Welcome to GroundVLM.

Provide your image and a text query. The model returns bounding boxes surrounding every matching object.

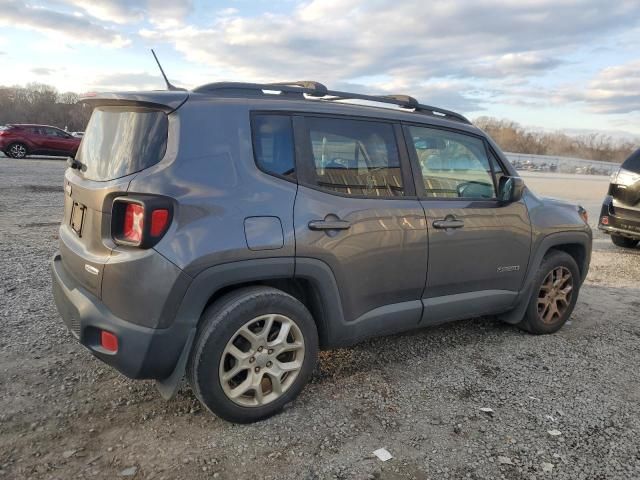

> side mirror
[499,176,525,203]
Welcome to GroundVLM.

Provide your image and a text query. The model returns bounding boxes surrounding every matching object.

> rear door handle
[432,218,465,229]
[308,220,351,231]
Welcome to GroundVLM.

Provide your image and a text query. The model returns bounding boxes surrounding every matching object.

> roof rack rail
[192,81,471,124]
[267,81,328,97]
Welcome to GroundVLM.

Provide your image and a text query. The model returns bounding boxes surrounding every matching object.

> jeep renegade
[51,81,592,423]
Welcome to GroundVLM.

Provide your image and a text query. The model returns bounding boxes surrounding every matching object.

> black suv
[599,149,640,248]
[51,82,592,423]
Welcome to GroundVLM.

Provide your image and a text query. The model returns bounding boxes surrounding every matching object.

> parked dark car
[598,148,640,248]
[0,124,81,159]
[51,82,592,423]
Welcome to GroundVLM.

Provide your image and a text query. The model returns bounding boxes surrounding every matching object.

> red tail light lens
[123,203,144,243]
[112,197,172,248]
[150,209,169,237]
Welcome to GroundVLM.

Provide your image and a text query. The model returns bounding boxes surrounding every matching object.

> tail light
[111,196,173,248]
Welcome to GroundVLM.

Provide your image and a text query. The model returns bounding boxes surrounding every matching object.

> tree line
[0,83,91,132]
[0,83,637,162]
[475,116,637,163]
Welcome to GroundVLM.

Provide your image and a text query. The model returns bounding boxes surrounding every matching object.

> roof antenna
[151,49,185,91]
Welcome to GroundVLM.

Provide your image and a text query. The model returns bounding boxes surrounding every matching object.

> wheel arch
[156,257,344,399]
[499,230,592,325]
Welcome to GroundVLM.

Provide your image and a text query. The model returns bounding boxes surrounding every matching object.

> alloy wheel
[537,266,573,324]
[9,144,26,159]
[219,314,305,407]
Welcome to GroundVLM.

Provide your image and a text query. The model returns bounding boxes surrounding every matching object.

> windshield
[622,148,640,173]
[76,106,168,181]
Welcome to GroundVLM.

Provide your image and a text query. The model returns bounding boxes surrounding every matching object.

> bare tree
[0,83,91,132]
[475,116,638,163]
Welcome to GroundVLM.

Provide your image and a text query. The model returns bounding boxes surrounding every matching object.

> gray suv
[51,81,592,423]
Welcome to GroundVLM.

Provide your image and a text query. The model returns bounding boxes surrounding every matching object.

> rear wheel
[518,250,580,334]
[7,143,27,159]
[187,286,318,423]
[611,235,639,249]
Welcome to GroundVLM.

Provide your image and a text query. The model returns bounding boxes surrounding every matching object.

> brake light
[123,203,144,243]
[150,209,169,237]
[112,197,172,248]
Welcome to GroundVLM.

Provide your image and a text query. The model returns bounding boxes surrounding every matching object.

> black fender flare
[499,230,592,324]
[156,257,345,398]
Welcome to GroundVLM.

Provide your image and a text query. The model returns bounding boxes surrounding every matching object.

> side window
[407,125,496,199]
[305,117,403,197]
[252,114,295,178]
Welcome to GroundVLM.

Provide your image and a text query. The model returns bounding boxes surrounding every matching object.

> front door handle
[308,219,351,231]
[432,218,465,229]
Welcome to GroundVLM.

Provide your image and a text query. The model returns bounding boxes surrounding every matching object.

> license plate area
[70,202,86,237]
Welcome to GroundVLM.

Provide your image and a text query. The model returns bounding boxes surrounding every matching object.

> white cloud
[0,0,129,47]
[87,71,166,91]
[139,0,640,112]
[560,60,640,114]
[58,0,193,26]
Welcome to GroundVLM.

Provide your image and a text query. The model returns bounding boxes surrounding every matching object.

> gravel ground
[1,159,639,480]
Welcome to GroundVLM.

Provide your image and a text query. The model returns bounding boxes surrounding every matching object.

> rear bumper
[598,196,640,240]
[51,252,189,379]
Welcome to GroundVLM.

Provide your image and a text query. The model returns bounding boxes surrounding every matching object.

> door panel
[423,200,531,298]
[293,115,428,328]
[295,185,427,323]
[403,123,532,322]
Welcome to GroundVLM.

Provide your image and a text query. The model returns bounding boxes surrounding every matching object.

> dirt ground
[1,160,639,479]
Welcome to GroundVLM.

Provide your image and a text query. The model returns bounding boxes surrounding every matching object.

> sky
[1,0,640,137]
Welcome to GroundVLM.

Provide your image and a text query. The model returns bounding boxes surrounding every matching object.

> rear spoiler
[78,91,189,114]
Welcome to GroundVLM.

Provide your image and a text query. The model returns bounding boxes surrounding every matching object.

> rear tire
[6,142,27,159]
[187,286,318,423]
[518,250,580,334]
[611,235,639,249]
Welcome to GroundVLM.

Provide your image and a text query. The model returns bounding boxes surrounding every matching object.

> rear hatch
[59,91,187,298]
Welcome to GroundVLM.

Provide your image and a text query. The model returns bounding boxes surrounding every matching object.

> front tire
[7,142,27,159]
[611,235,639,249]
[187,286,318,423]
[518,250,580,334]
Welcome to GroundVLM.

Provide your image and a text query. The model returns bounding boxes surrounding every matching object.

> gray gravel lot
[1,159,639,479]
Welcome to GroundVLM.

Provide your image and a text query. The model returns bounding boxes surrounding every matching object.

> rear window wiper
[67,157,87,172]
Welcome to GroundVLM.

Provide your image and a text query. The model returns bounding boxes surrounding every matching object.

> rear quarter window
[251,114,295,179]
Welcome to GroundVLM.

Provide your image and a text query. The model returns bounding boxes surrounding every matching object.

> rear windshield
[621,148,640,173]
[76,106,168,181]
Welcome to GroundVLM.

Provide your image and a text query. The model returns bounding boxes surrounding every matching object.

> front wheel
[6,143,27,159]
[611,235,639,249]
[518,250,580,334]
[187,286,318,423]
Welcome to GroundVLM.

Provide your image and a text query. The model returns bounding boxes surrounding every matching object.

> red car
[0,124,81,159]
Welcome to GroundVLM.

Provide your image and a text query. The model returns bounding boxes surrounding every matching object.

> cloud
[559,60,640,114]
[0,0,129,47]
[139,0,640,113]
[31,67,56,76]
[87,71,169,91]
[59,0,193,26]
